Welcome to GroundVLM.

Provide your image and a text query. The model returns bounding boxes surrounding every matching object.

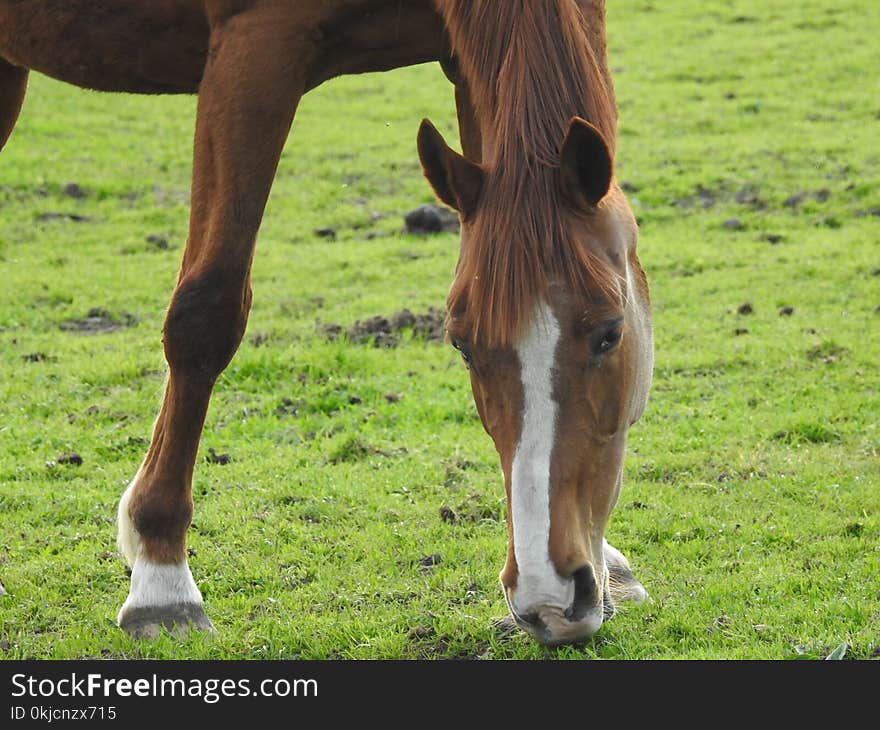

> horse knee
[163,270,251,381]
[128,480,193,562]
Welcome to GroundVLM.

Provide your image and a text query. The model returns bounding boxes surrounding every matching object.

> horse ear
[417,119,483,219]
[559,117,613,210]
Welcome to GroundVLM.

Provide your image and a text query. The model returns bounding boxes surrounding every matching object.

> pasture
[0,0,878,659]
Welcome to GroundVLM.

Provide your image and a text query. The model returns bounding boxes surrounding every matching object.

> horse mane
[436,0,623,347]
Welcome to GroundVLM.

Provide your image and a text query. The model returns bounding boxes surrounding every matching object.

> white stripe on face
[510,301,573,615]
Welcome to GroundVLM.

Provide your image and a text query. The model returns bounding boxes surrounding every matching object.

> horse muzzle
[503,566,608,646]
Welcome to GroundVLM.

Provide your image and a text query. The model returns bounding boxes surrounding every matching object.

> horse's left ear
[417,118,484,220]
[559,117,613,210]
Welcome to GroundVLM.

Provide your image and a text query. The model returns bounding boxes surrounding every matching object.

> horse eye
[451,339,472,367]
[595,324,623,354]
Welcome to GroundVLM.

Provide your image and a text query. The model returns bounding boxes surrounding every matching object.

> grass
[0,0,878,660]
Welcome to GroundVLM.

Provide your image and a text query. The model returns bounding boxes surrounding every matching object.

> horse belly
[308,0,448,86]
[0,0,209,94]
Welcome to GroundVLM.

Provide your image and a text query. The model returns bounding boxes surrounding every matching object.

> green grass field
[1,0,878,659]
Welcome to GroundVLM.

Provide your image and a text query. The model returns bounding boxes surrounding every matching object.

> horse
[0,0,653,647]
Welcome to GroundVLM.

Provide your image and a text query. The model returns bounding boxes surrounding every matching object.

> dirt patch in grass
[760,233,785,244]
[60,308,137,334]
[773,422,840,445]
[61,182,87,199]
[320,307,446,347]
[328,437,374,463]
[673,183,720,209]
[670,183,839,215]
[417,554,441,573]
[441,457,483,488]
[407,625,435,641]
[313,227,337,240]
[806,341,847,364]
[36,212,91,223]
[734,184,766,210]
[409,631,487,660]
[55,452,83,466]
[326,436,406,464]
[439,493,504,524]
[206,447,231,465]
[22,352,55,363]
[275,397,303,417]
[145,234,171,250]
[784,189,831,208]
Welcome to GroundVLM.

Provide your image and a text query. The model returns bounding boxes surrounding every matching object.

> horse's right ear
[417,119,483,220]
[559,117,613,211]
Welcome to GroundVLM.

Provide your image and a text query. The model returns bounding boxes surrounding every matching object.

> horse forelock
[446,168,624,348]
[437,0,621,348]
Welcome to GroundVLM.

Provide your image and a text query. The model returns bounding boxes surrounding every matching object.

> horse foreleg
[0,58,27,151]
[440,56,482,163]
[116,8,313,639]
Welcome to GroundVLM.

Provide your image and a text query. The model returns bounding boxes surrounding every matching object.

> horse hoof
[604,540,648,604]
[118,603,215,639]
[607,561,648,604]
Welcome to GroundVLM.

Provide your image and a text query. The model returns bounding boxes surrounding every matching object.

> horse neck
[435,0,617,166]
[575,0,615,97]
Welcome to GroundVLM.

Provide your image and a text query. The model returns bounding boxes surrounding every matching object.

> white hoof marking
[116,466,204,627]
[117,557,204,625]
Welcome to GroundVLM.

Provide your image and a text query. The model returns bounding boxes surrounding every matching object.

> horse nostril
[565,565,599,622]
[508,603,541,629]
[502,585,544,630]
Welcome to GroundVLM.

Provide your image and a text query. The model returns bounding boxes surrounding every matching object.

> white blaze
[510,301,574,614]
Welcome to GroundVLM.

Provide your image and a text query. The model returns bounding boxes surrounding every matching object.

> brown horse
[0,0,652,647]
